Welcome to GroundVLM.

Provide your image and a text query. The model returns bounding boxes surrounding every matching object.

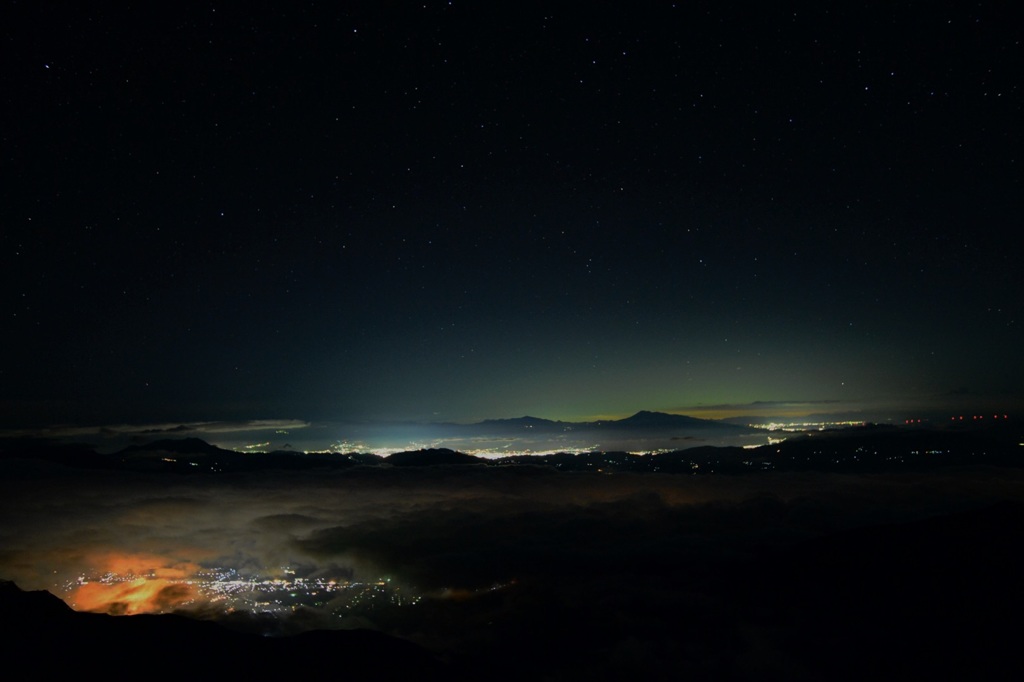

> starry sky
[4,2,1021,429]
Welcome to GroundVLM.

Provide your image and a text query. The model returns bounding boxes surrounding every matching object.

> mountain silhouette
[602,410,741,429]
[385,448,486,466]
[0,580,446,680]
[117,437,236,457]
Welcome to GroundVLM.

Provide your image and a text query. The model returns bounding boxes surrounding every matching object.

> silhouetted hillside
[0,580,446,681]
[385,448,486,466]
[475,415,563,431]
[118,437,234,457]
[605,410,746,430]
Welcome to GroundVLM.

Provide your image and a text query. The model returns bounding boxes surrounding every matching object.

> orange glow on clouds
[72,578,197,615]
[68,551,204,614]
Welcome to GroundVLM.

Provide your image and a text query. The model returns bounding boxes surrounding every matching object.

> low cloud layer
[3,460,1022,677]
[4,462,1019,596]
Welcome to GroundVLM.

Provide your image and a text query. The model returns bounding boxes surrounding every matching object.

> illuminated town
[61,567,421,619]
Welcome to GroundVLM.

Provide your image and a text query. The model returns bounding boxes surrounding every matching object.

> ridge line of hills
[471,409,750,431]
[0,579,446,680]
[1,418,1020,474]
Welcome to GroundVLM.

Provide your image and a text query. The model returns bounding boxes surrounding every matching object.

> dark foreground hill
[0,580,446,681]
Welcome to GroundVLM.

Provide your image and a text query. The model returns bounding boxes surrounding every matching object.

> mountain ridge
[475,410,745,431]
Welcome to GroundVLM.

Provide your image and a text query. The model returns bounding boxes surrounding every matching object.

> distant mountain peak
[480,415,556,424]
[118,437,230,457]
[615,411,705,425]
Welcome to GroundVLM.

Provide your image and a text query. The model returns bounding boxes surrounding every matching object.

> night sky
[5,2,1021,430]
